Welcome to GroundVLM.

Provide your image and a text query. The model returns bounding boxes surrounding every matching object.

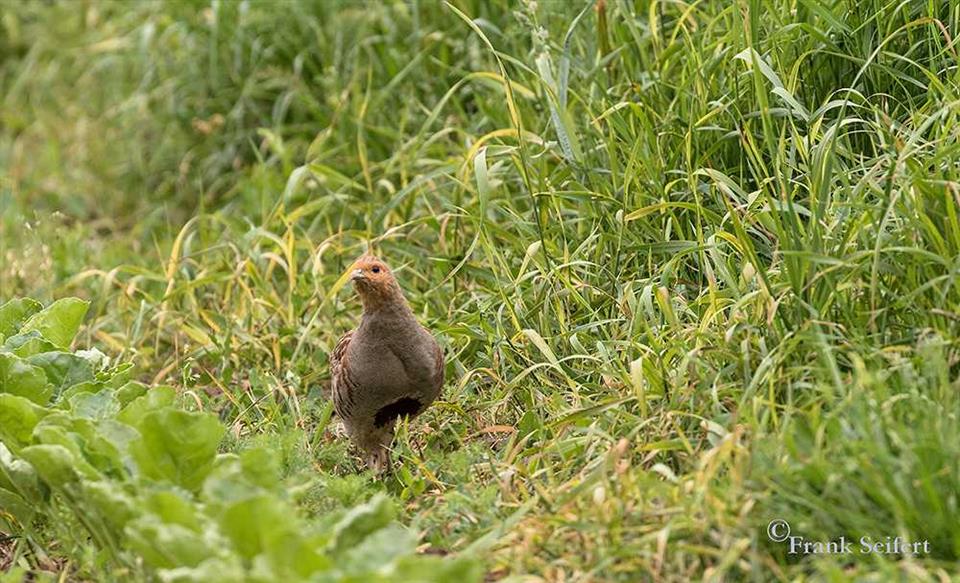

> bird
[330,254,444,473]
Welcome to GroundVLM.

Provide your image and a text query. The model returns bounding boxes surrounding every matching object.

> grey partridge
[330,254,444,472]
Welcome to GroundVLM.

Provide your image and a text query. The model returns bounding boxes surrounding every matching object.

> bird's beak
[351,268,365,281]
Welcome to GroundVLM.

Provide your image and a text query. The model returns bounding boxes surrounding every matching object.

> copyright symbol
[767,519,790,542]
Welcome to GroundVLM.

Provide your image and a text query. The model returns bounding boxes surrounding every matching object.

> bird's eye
[371,266,381,274]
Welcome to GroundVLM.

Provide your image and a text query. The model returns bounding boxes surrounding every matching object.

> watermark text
[766,520,931,556]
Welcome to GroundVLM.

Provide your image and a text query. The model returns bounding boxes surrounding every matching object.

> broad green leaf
[202,455,265,508]
[26,351,94,393]
[218,494,293,560]
[131,409,225,491]
[103,362,135,387]
[115,380,148,406]
[0,442,43,502]
[20,298,89,349]
[31,424,100,479]
[19,444,80,488]
[57,380,106,404]
[338,523,415,575]
[239,447,281,490]
[0,567,29,583]
[118,386,176,427]
[35,415,133,476]
[260,530,330,580]
[328,493,395,555]
[125,516,214,569]
[0,394,49,446]
[83,480,136,531]
[388,554,484,583]
[0,298,42,340]
[517,409,540,439]
[3,330,59,357]
[69,390,121,420]
[156,557,245,583]
[144,491,202,532]
[93,419,140,472]
[0,487,34,530]
[0,353,53,404]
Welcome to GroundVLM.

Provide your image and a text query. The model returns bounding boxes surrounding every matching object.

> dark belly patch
[374,397,423,427]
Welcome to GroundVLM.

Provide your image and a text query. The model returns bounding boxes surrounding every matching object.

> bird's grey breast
[348,316,438,393]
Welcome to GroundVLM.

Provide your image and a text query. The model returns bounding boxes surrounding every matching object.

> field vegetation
[1,0,959,580]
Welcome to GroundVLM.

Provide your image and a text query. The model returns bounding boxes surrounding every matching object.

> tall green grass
[2,0,959,580]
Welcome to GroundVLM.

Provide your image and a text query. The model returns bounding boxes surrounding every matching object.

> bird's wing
[331,329,356,417]
[331,329,354,373]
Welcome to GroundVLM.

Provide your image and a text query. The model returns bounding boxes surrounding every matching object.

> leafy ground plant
[0,297,480,582]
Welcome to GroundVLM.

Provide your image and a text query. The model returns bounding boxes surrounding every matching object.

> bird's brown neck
[357,283,412,317]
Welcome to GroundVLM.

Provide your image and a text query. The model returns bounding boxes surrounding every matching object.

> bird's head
[349,254,404,310]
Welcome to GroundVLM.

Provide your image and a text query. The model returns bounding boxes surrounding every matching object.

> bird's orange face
[350,255,396,294]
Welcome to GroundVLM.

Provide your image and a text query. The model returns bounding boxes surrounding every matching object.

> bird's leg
[365,446,391,474]
[362,421,396,475]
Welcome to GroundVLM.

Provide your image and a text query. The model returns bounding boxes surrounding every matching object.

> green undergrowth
[0,297,480,582]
